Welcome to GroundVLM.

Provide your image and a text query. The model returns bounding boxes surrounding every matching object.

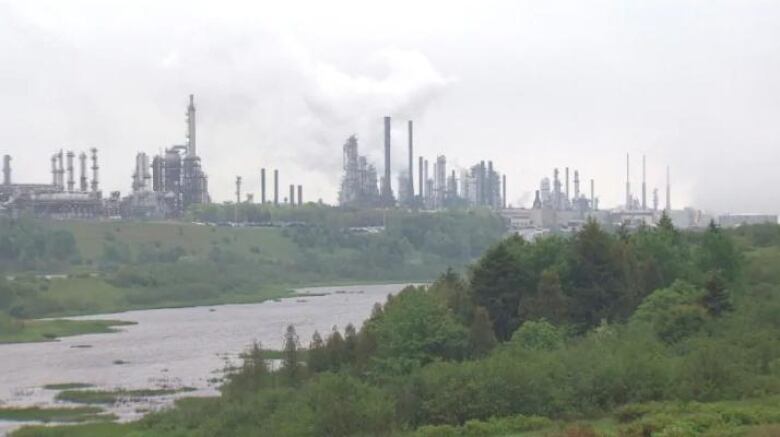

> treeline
[98,217,780,436]
[0,217,79,271]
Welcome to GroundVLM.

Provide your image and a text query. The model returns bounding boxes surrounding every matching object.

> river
[0,283,410,435]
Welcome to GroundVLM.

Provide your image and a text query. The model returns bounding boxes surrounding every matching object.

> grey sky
[1,0,779,213]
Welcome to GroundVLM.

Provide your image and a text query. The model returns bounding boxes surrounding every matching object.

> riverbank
[0,318,135,344]
[0,283,409,435]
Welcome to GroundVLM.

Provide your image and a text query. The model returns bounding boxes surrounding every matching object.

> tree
[429,268,473,324]
[370,286,469,375]
[698,221,742,282]
[470,236,527,340]
[469,306,497,357]
[518,269,568,324]
[281,324,302,385]
[325,327,346,370]
[223,340,269,396]
[344,323,358,365]
[701,270,733,317]
[510,319,564,351]
[307,331,328,373]
[568,219,628,330]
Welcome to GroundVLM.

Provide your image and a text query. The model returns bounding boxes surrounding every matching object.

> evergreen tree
[698,220,742,282]
[702,270,733,317]
[325,326,346,370]
[307,331,328,373]
[470,236,526,340]
[518,269,568,324]
[281,324,302,385]
[344,323,358,366]
[657,211,676,235]
[469,306,497,357]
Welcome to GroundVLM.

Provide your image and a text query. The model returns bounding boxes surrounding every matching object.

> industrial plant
[338,117,507,211]
[1,101,776,232]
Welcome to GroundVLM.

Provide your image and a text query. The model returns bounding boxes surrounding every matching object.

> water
[0,283,410,435]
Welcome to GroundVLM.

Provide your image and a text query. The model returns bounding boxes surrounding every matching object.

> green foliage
[0,217,80,270]
[367,286,469,375]
[698,221,743,282]
[632,280,709,343]
[510,319,564,351]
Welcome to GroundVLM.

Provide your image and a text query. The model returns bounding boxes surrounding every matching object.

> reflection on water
[0,283,409,434]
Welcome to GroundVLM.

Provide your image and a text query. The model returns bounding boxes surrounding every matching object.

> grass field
[0,406,110,423]
[50,221,298,264]
[55,387,196,405]
[0,319,135,344]
[12,396,780,436]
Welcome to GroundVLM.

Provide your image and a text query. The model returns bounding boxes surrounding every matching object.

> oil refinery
[0,96,776,233]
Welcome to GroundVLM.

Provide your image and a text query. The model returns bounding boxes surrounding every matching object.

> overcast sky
[2,0,779,213]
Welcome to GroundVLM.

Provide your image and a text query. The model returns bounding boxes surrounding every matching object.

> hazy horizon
[2,1,779,214]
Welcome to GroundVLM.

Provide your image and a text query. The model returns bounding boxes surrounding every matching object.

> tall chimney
[297,185,302,206]
[381,116,393,204]
[418,156,424,199]
[2,155,10,186]
[408,120,414,206]
[289,184,295,206]
[641,155,647,210]
[260,168,266,204]
[424,159,429,201]
[66,151,75,192]
[626,153,631,209]
[565,167,570,202]
[90,148,99,193]
[51,155,57,187]
[273,169,279,205]
[187,94,196,157]
[79,152,88,192]
[58,150,64,190]
[590,179,595,210]
[235,176,242,204]
[653,188,659,211]
[502,174,507,209]
[665,165,671,211]
[574,170,580,199]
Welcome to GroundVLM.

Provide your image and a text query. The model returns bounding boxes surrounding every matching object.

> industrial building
[339,135,381,207]
[122,94,210,218]
[0,149,103,218]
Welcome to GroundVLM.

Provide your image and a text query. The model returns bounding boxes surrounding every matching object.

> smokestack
[408,121,414,206]
[565,167,570,201]
[66,151,75,192]
[235,176,242,205]
[653,188,659,211]
[79,152,88,192]
[289,184,295,206]
[260,168,266,204]
[2,155,10,186]
[187,94,196,157]
[51,155,57,187]
[90,148,99,193]
[626,153,631,209]
[297,185,302,206]
[665,165,671,211]
[502,174,507,209]
[58,150,64,190]
[418,156,424,199]
[642,155,647,210]
[480,161,486,206]
[590,179,595,210]
[553,168,560,209]
[381,116,393,204]
[424,159,429,201]
[574,170,580,199]
[273,169,279,205]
